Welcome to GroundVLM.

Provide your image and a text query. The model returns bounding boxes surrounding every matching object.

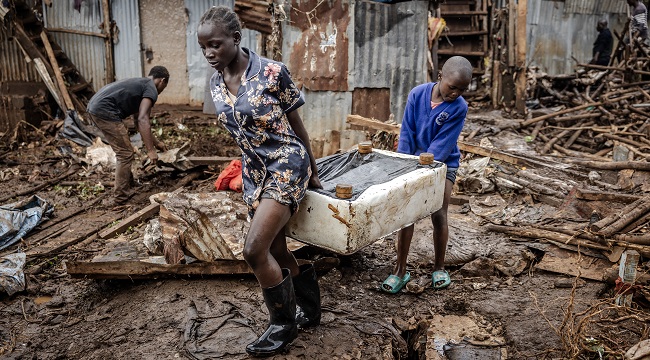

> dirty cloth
[0,195,54,251]
[58,110,103,147]
[214,160,243,192]
[314,150,443,201]
[0,252,26,296]
[182,298,257,360]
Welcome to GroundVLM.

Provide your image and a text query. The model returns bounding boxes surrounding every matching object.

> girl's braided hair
[199,6,241,35]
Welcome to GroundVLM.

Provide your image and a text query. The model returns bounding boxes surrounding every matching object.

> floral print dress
[210,48,310,215]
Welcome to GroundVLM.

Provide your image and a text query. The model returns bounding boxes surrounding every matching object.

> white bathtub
[286,149,447,255]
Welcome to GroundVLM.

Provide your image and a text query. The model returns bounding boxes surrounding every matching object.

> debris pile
[522,47,650,163]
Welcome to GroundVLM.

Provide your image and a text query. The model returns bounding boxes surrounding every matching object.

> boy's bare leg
[243,198,293,288]
[394,224,414,279]
[431,179,453,271]
[270,225,300,277]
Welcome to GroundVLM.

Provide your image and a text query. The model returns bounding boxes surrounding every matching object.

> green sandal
[432,270,451,289]
[381,272,411,294]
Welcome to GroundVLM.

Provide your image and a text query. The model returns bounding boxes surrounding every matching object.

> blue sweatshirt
[397,82,467,168]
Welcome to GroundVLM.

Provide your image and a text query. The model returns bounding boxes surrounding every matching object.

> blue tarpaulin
[0,195,54,251]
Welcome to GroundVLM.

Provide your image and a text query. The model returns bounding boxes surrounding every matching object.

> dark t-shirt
[593,28,613,62]
[87,78,158,121]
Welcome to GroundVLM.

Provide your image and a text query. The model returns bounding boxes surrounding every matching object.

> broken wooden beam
[186,156,239,166]
[567,160,650,171]
[346,114,401,134]
[591,196,650,232]
[575,189,642,203]
[458,141,528,166]
[40,30,74,111]
[599,199,650,237]
[518,102,603,128]
[98,202,160,239]
[495,172,566,198]
[485,224,610,252]
[64,257,339,279]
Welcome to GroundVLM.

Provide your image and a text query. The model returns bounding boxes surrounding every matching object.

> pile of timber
[520,43,650,162]
[455,142,650,265]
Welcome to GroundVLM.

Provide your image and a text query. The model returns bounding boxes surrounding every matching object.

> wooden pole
[101,0,114,83]
[519,102,603,128]
[515,0,527,113]
[40,31,74,112]
[507,0,516,67]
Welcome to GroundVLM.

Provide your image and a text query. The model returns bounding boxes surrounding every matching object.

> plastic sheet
[0,252,26,296]
[0,195,54,251]
[59,110,104,147]
[314,150,443,201]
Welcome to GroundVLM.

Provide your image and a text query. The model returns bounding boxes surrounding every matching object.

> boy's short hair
[148,66,170,81]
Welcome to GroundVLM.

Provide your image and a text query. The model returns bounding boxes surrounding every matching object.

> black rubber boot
[246,269,298,357]
[293,264,321,328]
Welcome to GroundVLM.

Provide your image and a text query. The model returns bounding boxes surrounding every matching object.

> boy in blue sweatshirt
[382,56,472,293]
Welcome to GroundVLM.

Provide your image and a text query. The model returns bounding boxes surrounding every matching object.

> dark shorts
[446,167,458,184]
[248,182,301,220]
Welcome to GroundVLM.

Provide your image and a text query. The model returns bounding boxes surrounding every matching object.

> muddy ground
[0,106,647,359]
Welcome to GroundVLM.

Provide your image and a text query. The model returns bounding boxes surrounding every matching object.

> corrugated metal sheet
[528,0,627,75]
[0,27,41,82]
[299,89,352,138]
[43,0,107,91]
[353,0,427,124]
[279,0,427,136]
[565,0,627,15]
[112,0,142,80]
[186,0,234,105]
[285,0,350,92]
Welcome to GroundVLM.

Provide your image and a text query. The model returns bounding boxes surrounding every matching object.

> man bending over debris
[86,66,169,206]
[381,56,472,294]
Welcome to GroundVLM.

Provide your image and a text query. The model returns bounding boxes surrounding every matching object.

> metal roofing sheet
[112,0,143,80]
[42,0,108,90]
[353,0,428,124]
[565,0,627,15]
[528,0,627,75]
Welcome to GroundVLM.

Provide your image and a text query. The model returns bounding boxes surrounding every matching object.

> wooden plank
[65,257,340,279]
[519,102,603,128]
[534,246,613,281]
[46,27,107,38]
[186,156,239,166]
[515,0,527,113]
[575,189,642,203]
[40,30,74,111]
[457,141,528,166]
[346,114,401,134]
[507,0,516,66]
[101,0,114,83]
[98,203,160,239]
[65,259,252,279]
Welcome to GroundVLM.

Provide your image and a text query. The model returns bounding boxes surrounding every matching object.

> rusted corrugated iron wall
[281,0,427,138]
[527,0,627,75]
[354,0,427,124]
[42,0,108,90]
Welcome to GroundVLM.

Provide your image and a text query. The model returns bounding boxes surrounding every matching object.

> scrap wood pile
[457,141,650,285]
[521,38,650,163]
